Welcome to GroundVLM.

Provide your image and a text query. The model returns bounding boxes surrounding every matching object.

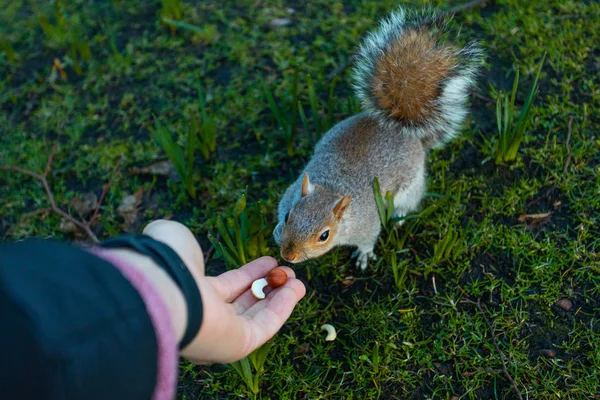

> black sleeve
[0,239,158,400]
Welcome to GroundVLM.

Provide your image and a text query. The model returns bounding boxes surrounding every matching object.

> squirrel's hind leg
[392,166,426,226]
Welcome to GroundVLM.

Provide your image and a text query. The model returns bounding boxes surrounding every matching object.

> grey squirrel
[273,7,484,270]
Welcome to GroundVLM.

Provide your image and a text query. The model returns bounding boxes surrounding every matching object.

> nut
[251,278,268,300]
[266,267,288,288]
[251,268,289,299]
[321,324,337,341]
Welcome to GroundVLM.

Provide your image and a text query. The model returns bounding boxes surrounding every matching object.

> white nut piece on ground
[321,324,337,341]
[251,278,268,300]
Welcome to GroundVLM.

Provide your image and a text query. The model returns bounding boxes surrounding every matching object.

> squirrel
[273,6,484,270]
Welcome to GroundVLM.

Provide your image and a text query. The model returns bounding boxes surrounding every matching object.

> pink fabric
[91,249,178,400]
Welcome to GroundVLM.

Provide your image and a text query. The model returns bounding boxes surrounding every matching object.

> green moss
[1,0,599,398]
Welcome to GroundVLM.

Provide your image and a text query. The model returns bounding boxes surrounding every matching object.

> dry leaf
[434,362,452,375]
[341,276,355,292]
[60,220,77,233]
[117,188,143,229]
[130,160,176,177]
[518,212,551,224]
[70,192,98,217]
[294,343,311,355]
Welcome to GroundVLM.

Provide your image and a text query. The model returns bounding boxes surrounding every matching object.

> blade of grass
[162,18,205,35]
[327,76,338,129]
[151,115,186,179]
[186,119,197,198]
[260,76,288,132]
[306,75,321,138]
[298,101,313,142]
[372,177,387,227]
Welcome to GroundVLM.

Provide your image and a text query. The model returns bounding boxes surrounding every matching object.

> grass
[491,55,546,164]
[150,114,198,199]
[1,0,599,398]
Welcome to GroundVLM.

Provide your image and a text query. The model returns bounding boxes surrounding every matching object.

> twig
[470,88,493,103]
[462,368,503,377]
[2,208,51,239]
[1,145,100,244]
[326,0,489,81]
[88,183,110,226]
[563,116,574,174]
[314,294,343,307]
[88,162,122,227]
[461,298,524,400]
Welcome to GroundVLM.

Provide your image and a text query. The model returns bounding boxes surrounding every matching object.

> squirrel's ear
[332,195,351,220]
[301,173,314,197]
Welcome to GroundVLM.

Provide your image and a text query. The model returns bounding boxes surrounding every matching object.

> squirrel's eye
[319,230,330,242]
[284,212,290,224]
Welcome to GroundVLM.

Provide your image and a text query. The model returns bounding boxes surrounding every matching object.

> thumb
[142,220,205,277]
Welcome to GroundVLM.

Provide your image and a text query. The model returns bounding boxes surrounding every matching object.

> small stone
[555,298,573,311]
[269,18,291,28]
[540,349,557,359]
[434,362,452,375]
[295,343,310,355]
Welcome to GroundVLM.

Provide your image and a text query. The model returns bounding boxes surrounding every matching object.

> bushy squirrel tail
[352,7,484,149]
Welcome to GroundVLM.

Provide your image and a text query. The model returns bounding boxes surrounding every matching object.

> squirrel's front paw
[352,249,377,271]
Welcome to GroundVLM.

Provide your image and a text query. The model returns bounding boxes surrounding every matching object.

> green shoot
[327,77,338,129]
[1,39,19,63]
[208,193,275,395]
[432,228,464,264]
[259,69,300,156]
[389,252,410,290]
[37,5,91,75]
[160,0,183,34]
[306,74,322,139]
[162,18,218,43]
[298,101,312,143]
[372,176,395,231]
[195,83,217,160]
[494,54,546,164]
[150,115,197,199]
[230,340,274,395]
[346,96,361,115]
[208,192,271,270]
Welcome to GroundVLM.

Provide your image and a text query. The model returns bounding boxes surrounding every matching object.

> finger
[210,257,295,302]
[242,283,306,353]
[241,278,306,318]
[231,272,301,314]
[142,220,205,277]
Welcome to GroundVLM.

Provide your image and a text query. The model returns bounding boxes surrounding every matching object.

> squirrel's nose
[281,247,300,263]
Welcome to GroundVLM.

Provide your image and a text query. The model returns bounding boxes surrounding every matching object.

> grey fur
[275,113,425,270]
[274,6,482,270]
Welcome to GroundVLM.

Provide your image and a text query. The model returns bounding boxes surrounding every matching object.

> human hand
[141,220,306,364]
